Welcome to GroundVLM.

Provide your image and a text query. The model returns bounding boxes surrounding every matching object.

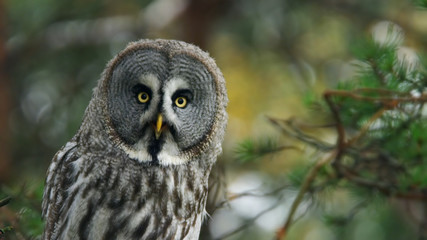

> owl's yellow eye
[138,92,150,103]
[175,97,187,108]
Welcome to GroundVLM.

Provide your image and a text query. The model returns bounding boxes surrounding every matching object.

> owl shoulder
[42,141,79,219]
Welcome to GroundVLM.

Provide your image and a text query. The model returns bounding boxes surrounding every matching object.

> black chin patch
[147,136,163,166]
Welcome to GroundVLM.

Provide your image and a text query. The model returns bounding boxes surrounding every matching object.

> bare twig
[215,184,291,209]
[335,165,427,200]
[214,198,285,240]
[275,150,338,240]
[268,117,334,151]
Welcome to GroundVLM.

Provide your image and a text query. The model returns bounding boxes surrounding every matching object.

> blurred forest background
[1,0,427,239]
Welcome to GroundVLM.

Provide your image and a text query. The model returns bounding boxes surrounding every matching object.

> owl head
[92,39,227,166]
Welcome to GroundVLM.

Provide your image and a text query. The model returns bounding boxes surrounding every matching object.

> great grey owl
[42,39,228,240]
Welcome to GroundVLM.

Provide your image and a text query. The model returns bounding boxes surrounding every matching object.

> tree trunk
[0,0,12,182]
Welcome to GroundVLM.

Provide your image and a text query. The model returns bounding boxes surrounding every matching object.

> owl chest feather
[45,143,210,240]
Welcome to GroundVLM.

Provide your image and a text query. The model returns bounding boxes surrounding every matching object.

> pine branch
[268,117,334,151]
[335,165,427,200]
[235,138,299,162]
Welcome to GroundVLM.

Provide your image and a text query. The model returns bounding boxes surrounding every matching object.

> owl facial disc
[103,40,225,166]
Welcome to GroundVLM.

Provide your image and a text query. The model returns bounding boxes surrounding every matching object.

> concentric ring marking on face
[107,49,168,146]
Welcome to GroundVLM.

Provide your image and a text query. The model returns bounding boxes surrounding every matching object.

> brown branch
[324,89,427,107]
[352,88,411,96]
[323,88,427,162]
[345,108,386,146]
[275,150,338,240]
[269,87,427,240]
[323,92,346,159]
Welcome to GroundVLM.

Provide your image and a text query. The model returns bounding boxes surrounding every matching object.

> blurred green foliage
[0,183,44,239]
[1,0,427,239]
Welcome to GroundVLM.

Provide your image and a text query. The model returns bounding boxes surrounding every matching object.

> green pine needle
[235,138,281,163]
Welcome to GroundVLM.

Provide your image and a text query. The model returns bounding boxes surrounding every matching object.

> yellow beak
[155,114,163,139]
